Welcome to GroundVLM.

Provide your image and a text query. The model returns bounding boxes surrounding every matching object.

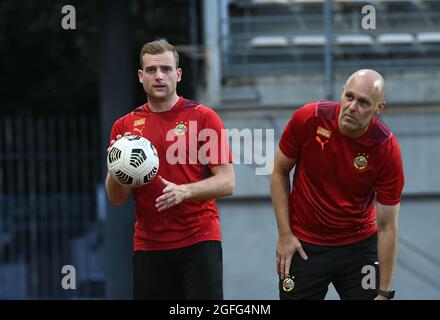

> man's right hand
[106,131,132,206]
[276,233,308,280]
[107,132,132,152]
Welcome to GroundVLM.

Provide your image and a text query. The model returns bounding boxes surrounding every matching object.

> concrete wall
[221,71,440,108]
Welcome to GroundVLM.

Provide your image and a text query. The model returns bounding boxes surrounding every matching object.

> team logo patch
[134,118,145,127]
[316,126,332,139]
[354,153,369,171]
[174,121,188,136]
[282,275,295,292]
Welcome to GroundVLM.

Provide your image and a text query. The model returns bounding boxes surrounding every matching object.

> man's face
[138,51,182,100]
[338,78,383,137]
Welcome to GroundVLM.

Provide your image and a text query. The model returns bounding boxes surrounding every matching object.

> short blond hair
[139,40,179,68]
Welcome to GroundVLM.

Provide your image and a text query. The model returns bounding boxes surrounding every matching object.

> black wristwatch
[377,289,395,299]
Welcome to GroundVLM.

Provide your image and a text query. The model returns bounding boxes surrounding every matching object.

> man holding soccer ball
[106,40,235,300]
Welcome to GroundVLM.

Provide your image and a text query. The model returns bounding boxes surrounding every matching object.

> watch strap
[377,289,395,299]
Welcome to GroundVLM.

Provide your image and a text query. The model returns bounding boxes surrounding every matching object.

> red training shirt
[109,97,232,251]
[279,101,405,246]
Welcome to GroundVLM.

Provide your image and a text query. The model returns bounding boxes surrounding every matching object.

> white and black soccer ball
[107,135,159,187]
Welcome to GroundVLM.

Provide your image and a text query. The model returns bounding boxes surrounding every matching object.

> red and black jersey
[109,97,232,251]
[279,101,405,246]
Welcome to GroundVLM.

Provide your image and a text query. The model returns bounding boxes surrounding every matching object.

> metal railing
[221,6,440,78]
[0,115,104,299]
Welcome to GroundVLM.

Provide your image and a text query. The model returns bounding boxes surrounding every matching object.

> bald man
[271,69,404,300]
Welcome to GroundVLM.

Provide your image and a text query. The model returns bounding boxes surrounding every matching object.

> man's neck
[338,119,370,139]
[148,95,180,112]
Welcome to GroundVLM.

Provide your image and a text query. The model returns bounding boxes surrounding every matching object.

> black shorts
[279,233,379,300]
[133,240,223,300]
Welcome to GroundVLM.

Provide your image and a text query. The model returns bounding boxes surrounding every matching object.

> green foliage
[0,0,101,115]
[131,0,202,105]
[0,0,201,115]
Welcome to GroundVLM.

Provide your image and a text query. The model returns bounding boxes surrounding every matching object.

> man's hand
[276,233,308,280]
[374,295,389,300]
[155,176,190,212]
[105,131,133,206]
[107,131,132,152]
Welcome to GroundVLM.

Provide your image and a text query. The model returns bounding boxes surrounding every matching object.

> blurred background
[0,0,439,299]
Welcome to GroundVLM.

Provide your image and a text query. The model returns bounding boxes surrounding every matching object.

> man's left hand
[155,176,190,212]
[374,295,389,300]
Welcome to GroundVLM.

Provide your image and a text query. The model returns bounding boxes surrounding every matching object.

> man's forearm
[105,172,131,205]
[377,227,398,291]
[185,170,235,201]
[270,172,292,237]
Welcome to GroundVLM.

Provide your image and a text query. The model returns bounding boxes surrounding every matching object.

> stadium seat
[416,32,440,44]
[292,35,326,46]
[249,36,289,47]
[377,33,415,45]
[335,34,374,46]
[251,0,289,5]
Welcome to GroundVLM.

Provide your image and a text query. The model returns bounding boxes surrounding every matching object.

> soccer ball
[107,135,159,187]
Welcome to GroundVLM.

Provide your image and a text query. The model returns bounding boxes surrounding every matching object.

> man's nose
[347,101,358,113]
[154,70,164,80]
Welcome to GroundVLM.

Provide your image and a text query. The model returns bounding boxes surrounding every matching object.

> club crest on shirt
[354,153,369,171]
[174,121,188,136]
[282,275,295,292]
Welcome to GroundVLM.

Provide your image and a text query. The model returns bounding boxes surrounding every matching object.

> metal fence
[222,2,440,78]
[0,115,104,299]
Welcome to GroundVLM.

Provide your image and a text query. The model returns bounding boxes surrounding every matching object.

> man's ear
[375,102,385,115]
[176,67,182,83]
[138,69,143,83]
[340,85,346,100]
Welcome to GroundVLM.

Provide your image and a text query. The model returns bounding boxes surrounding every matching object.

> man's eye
[346,94,353,100]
